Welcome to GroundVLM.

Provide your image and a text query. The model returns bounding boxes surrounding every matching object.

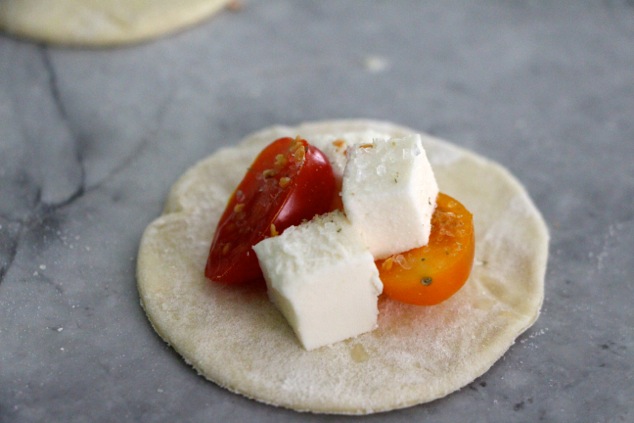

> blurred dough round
[0,0,231,46]
[137,120,549,414]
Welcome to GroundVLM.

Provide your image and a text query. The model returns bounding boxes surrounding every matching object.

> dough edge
[0,0,231,46]
[137,119,549,414]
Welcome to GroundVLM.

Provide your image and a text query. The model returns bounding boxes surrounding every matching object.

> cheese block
[253,211,383,351]
[341,134,439,259]
[307,130,393,180]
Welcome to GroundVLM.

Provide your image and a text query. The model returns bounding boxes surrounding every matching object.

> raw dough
[0,0,231,46]
[136,120,549,414]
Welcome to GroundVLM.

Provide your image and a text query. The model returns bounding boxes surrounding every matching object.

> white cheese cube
[308,130,392,180]
[341,134,438,259]
[253,211,383,351]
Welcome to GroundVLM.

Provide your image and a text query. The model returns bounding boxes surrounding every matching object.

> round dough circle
[0,0,231,46]
[137,120,549,414]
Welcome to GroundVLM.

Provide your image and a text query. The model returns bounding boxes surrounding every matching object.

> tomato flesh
[376,193,475,306]
[205,137,336,285]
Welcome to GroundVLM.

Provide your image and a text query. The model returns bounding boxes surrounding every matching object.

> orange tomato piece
[376,192,475,306]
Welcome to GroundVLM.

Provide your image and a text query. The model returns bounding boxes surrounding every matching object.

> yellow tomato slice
[376,193,475,306]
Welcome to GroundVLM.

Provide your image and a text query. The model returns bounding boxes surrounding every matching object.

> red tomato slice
[376,193,475,306]
[205,137,336,285]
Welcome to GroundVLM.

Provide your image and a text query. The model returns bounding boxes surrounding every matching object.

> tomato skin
[205,137,336,285]
[376,193,475,306]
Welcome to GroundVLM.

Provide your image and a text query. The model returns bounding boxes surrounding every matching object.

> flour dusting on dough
[137,120,549,414]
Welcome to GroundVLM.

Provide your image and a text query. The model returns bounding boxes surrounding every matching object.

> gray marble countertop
[1,2,632,422]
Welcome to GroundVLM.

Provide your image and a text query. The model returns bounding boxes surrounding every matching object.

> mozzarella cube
[341,134,438,259]
[253,211,383,351]
[308,130,393,180]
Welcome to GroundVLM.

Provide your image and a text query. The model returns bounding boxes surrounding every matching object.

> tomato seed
[293,146,306,162]
[381,257,394,271]
[279,177,291,188]
[274,154,287,168]
[263,169,276,178]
